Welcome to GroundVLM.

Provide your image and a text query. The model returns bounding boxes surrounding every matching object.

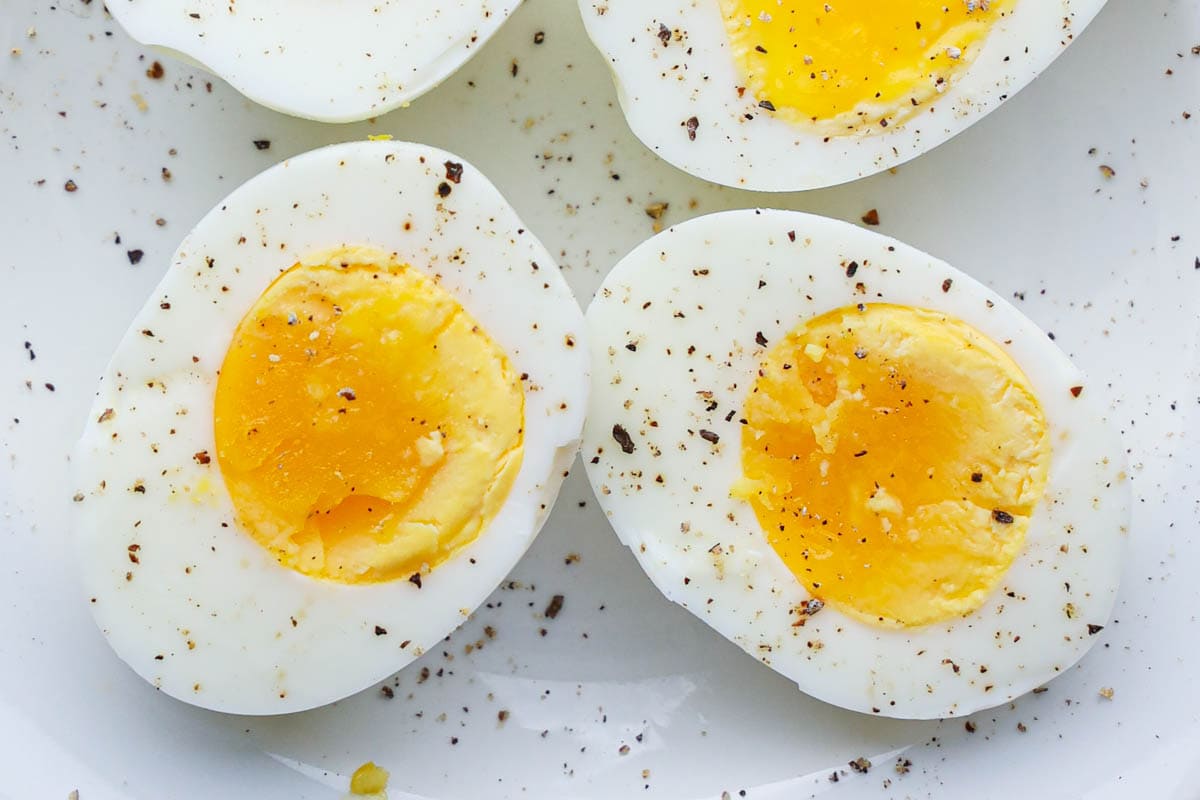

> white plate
[1,0,1197,797]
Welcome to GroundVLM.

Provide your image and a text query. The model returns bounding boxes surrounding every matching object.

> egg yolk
[719,0,1012,132]
[734,304,1049,628]
[213,251,524,584]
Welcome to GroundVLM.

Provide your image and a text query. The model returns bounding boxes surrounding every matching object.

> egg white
[579,0,1108,191]
[107,0,520,122]
[74,140,588,715]
[582,209,1129,719]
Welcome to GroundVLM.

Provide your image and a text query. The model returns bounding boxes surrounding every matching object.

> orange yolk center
[719,0,1012,132]
[213,251,524,584]
[734,304,1049,627]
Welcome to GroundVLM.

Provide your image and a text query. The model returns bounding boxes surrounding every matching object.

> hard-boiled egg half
[579,0,1108,190]
[74,140,588,714]
[107,0,521,122]
[582,209,1128,719]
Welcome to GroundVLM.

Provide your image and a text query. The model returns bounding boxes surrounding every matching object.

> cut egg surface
[582,209,1129,719]
[578,0,1108,190]
[74,140,588,715]
[106,0,520,122]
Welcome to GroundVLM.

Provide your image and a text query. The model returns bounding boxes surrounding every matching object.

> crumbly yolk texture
[213,250,524,584]
[719,0,1012,131]
[733,304,1049,628]
[350,761,390,796]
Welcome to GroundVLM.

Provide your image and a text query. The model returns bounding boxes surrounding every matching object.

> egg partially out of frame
[74,140,588,714]
[579,0,1108,190]
[582,208,1129,719]
[107,0,521,122]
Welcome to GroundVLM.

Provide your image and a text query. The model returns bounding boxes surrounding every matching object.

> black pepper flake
[861,209,880,226]
[193,450,211,465]
[758,99,776,111]
[992,509,1015,524]
[533,30,545,44]
[337,387,357,401]
[942,278,953,293]
[127,249,144,265]
[146,60,164,79]
[444,161,464,184]
[845,261,859,278]
[380,685,394,699]
[409,572,423,588]
[64,179,77,192]
[253,139,271,151]
[755,331,768,347]
[374,625,388,636]
[684,116,699,141]
[437,181,452,198]
[23,341,34,361]
[1070,385,1083,398]
[657,23,671,46]
[1087,624,1105,635]
[849,757,871,774]
[545,594,564,619]
[612,424,635,454]
[970,472,983,483]
[699,429,719,444]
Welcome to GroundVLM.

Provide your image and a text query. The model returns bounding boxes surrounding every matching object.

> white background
[0,0,1197,797]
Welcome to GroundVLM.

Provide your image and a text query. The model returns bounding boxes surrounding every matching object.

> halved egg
[73,140,588,714]
[582,209,1128,719]
[106,0,521,122]
[579,0,1109,190]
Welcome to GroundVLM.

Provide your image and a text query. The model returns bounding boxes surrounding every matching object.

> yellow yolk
[733,304,1049,628]
[719,0,1012,132]
[213,250,524,584]
[350,761,390,796]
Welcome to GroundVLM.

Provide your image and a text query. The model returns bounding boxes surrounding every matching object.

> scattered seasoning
[699,429,720,444]
[618,744,631,755]
[970,472,983,483]
[498,709,510,724]
[1099,687,1114,699]
[409,572,423,588]
[64,179,77,192]
[612,424,635,454]
[146,60,164,79]
[193,450,211,465]
[1016,722,1027,733]
[845,261,859,278]
[964,720,976,733]
[941,278,953,293]
[992,509,1014,524]
[545,594,564,619]
[1099,164,1116,179]
[1087,624,1105,635]
[1070,385,1083,397]
[444,161,464,184]
[848,757,871,774]
[374,625,387,636]
[337,387,357,401]
[253,139,271,151]
[437,182,452,198]
[758,99,776,111]
[380,685,394,699]
[645,201,669,220]
[657,23,671,46]
[533,31,545,44]
[684,116,699,141]
[127,249,144,265]
[895,759,911,775]
[755,331,768,347]
[861,209,880,226]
